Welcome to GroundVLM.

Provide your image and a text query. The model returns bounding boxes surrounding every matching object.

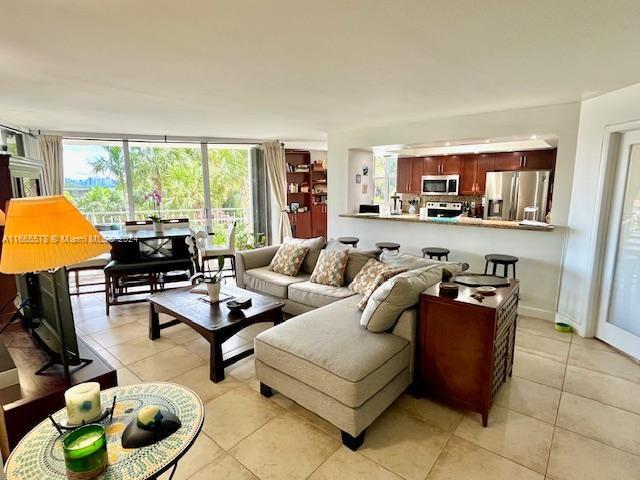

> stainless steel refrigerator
[483,170,551,222]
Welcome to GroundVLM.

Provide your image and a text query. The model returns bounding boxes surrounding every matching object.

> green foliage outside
[64,145,252,230]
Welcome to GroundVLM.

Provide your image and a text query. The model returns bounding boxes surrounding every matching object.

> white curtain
[38,135,64,195]
[263,141,292,242]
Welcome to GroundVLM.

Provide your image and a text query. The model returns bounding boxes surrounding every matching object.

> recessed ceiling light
[485,139,491,143]
[530,135,537,139]
[445,142,450,146]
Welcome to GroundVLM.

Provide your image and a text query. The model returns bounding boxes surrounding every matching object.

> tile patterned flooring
[69,291,640,480]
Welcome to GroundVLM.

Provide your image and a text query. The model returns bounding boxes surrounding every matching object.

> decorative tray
[454,274,511,287]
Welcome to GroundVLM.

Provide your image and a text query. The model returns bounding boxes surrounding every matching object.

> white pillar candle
[65,382,102,425]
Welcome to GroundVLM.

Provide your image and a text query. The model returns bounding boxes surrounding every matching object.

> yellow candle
[64,382,102,425]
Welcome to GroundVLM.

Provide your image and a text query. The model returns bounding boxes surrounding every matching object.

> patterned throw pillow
[349,258,388,294]
[269,244,309,276]
[357,267,407,311]
[310,249,350,287]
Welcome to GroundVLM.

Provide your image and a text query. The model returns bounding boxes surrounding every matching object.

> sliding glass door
[597,129,640,358]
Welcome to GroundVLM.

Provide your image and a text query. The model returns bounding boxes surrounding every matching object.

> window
[207,146,252,241]
[373,154,397,206]
[128,142,206,229]
[0,128,25,156]
[63,139,256,233]
[62,140,129,225]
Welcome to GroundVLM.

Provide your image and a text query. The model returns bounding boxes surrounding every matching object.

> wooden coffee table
[148,285,284,382]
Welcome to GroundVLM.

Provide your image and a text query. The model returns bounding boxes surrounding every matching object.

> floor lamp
[0,196,111,382]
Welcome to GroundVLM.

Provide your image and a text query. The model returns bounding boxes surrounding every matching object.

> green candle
[63,424,107,480]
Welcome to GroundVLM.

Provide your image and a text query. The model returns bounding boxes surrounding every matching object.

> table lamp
[0,208,5,226]
[0,196,110,379]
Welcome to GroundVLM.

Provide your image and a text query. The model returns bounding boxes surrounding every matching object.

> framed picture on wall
[362,184,368,194]
[355,174,361,184]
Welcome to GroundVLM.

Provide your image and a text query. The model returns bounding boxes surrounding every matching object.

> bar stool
[484,254,518,278]
[422,247,450,261]
[337,237,359,248]
[375,242,400,252]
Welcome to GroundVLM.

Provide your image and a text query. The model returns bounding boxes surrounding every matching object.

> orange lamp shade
[0,208,5,226]
[0,196,111,274]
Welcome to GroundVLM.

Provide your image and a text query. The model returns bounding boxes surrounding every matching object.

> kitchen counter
[339,213,556,231]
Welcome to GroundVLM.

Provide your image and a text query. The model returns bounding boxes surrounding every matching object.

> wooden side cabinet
[417,280,519,426]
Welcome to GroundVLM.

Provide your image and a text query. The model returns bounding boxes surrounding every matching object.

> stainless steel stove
[426,202,463,218]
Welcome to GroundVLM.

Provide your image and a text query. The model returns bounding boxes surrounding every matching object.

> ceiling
[1,1,640,141]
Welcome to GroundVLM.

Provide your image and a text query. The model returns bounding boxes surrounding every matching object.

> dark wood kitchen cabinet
[397,157,423,194]
[459,154,495,195]
[422,156,461,176]
[519,149,556,171]
[418,280,519,426]
[397,158,412,193]
[492,152,524,171]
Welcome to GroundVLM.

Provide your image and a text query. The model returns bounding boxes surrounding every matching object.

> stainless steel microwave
[421,175,459,196]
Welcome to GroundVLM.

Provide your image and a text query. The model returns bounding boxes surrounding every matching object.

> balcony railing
[81,207,251,229]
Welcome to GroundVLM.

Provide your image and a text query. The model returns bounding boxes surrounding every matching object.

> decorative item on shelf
[121,404,182,449]
[312,160,326,171]
[62,424,108,480]
[290,202,300,213]
[190,255,225,301]
[408,198,419,215]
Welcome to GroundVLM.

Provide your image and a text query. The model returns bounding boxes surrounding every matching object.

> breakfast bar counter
[338,213,556,232]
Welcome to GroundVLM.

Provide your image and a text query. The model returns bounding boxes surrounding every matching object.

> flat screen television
[16,269,86,374]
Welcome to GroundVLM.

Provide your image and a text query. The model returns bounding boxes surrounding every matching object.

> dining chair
[201,222,237,278]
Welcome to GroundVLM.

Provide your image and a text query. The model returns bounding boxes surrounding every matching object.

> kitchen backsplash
[398,193,483,204]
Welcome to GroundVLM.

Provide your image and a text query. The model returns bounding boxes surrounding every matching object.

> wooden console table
[417,279,519,426]
[0,324,117,457]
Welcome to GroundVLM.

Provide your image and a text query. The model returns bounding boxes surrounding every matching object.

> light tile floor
[69,290,640,480]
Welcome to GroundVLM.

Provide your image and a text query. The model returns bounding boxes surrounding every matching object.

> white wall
[557,83,640,336]
[348,149,373,211]
[327,103,581,320]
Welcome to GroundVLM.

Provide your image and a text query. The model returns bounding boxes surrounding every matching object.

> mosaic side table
[4,382,204,480]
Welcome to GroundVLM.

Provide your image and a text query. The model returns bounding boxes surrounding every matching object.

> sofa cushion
[284,236,326,274]
[288,281,356,308]
[269,244,309,276]
[243,266,309,299]
[310,248,349,287]
[361,263,464,332]
[255,295,411,408]
[379,251,438,270]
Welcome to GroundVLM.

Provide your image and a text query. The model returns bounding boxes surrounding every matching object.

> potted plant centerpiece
[144,189,164,233]
[192,256,225,301]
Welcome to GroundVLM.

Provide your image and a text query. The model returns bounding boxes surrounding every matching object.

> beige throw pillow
[360,263,465,332]
[310,249,350,287]
[268,244,309,276]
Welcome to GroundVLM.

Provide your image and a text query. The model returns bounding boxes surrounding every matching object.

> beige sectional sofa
[235,239,463,450]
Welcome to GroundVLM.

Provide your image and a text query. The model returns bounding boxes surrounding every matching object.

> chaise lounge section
[235,239,465,450]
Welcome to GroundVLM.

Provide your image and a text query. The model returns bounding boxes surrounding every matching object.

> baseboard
[518,304,555,322]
